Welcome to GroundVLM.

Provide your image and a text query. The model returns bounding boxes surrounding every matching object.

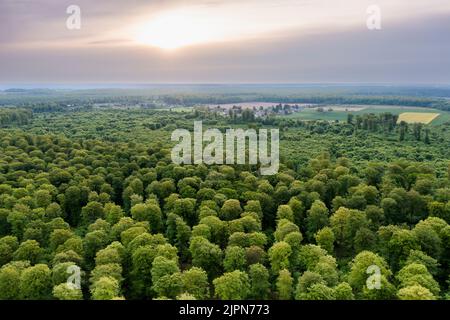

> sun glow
[128,0,434,51]
[131,9,226,50]
[127,2,307,50]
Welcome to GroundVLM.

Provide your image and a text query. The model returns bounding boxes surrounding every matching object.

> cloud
[1,1,450,83]
[3,0,450,47]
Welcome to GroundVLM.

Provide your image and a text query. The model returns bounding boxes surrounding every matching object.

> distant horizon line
[2,82,450,90]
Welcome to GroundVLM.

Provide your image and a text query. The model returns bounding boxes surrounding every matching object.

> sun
[131,9,218,50]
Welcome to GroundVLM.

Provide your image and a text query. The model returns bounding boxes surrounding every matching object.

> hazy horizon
[2,83,450,91]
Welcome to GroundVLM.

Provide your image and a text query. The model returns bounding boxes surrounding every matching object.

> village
[199,102,310,118]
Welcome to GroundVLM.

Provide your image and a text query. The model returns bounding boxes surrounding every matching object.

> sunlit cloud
[122,0,450,50]
[125,1,356,50]
[1,0,450,83]
[3,0,450,50]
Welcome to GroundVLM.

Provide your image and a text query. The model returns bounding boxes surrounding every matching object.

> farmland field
[397,112,440,124]
[281,105,450,125]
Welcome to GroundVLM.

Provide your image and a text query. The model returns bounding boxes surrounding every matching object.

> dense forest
[0,96,449,300]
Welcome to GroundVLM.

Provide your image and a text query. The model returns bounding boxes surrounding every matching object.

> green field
[281,105,450,125]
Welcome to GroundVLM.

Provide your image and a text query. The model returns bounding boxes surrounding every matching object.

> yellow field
[397,112,440,124]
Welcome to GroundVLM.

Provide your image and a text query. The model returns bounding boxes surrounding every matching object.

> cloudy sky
[1,0,450,85]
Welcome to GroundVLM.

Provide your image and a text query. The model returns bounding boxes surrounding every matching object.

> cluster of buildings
[204,103,309,118]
